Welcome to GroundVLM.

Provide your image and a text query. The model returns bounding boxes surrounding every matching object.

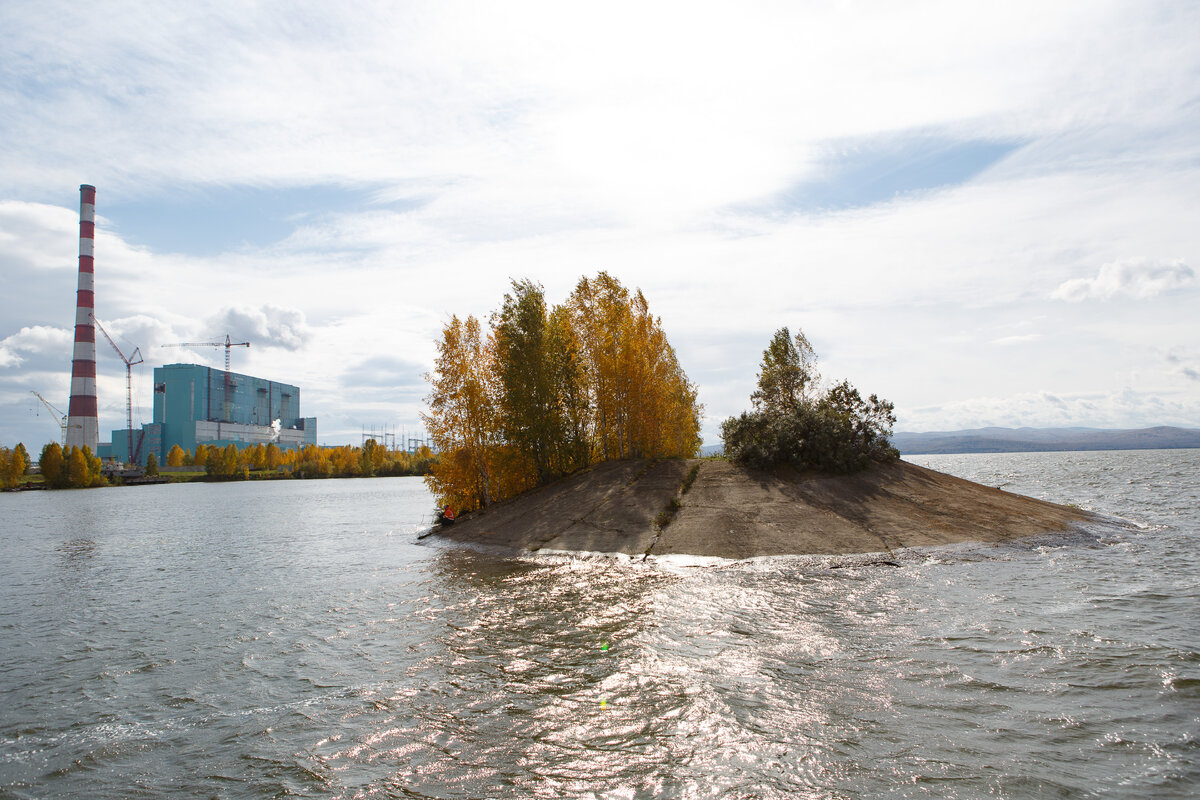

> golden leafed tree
[422,315,503,512]
[423,274,702,512]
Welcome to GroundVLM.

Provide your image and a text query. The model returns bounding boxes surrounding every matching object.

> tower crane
[160,335,250,422]
[92,315,144,465]
[29,390,73,447]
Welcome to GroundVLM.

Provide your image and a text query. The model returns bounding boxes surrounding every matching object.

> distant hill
[891,426,1200,455]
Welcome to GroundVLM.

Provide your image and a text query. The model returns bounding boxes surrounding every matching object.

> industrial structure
[93,315,144,463]
[52,183,318,467]
[105,363,317,465]
[30,390,72,447]
[66,184,99,452]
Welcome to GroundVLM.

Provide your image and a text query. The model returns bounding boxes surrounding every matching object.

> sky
[1,1,1198,450]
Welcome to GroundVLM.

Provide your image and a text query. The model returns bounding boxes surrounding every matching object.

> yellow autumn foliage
[423,272,701,512]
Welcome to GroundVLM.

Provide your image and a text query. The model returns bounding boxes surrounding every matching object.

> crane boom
[160,335,250,422]
[30,390,70,446]
[92,315,144,465]
[161,335,250,371]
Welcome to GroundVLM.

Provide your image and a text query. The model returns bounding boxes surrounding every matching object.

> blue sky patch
[760,134,1022,215]
[104,184,402,255]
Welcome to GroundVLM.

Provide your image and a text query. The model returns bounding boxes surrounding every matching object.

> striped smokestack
[66,184,99,452]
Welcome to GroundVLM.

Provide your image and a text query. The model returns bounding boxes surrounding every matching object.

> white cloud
[0,200,78,270]
[2,2,1199,445]
[991,334,1042,346]
[204,305,313,352]
[0,325,71,368]
[1166,349,1200,383]
[1052,258,1195,302]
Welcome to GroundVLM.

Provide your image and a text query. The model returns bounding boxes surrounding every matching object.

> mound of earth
[431,458,1101,559]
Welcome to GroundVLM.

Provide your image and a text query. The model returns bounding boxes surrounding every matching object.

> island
[420,283,1104,561]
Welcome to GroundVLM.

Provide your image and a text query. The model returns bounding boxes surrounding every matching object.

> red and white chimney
[66,184,99,452]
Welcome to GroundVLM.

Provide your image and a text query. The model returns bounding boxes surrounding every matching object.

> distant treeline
[167,440,437,480]
[422,272,702,512]
[0,439,438,489]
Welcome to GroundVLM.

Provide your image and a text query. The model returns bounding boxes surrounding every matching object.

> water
[1,451,1197,799]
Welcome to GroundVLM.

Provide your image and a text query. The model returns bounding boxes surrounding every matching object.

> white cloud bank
[1052,258,1195,302]
[1,2,1198,446]
[205,305,314,352]
[0,326,71,368]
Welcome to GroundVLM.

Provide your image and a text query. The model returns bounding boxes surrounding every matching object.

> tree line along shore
[0,440,437,490]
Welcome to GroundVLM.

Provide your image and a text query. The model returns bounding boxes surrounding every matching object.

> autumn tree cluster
[289,441,436,479]
[422,273,702,512]
[722,327,898,473]
[37,442,108,488]
[0,443,32,489]
[171,440,435,480]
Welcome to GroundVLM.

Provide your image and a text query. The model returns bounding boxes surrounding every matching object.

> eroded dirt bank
[431,458,1101,558]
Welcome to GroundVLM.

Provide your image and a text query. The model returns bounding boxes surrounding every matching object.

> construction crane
[93,315,144,465]
[29,390,72,447]
[160,335,250,422]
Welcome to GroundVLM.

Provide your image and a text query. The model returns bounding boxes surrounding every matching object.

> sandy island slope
[431,458,1101,558]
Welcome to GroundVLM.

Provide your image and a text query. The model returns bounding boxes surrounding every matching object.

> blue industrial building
[103,363,317,465]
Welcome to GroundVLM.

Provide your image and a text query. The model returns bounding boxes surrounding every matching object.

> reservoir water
[1,450,1197,798]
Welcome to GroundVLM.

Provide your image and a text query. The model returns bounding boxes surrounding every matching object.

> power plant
[58,184,318,466]
[106,364,317,465]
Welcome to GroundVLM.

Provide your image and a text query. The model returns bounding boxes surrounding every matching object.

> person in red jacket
[441,505,456,525]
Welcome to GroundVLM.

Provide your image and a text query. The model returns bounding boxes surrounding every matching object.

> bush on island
[722,327,898,473]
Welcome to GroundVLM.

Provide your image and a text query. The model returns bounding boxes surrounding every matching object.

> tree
[0,448,17,489]
[422,315,502,511]
[493,279,571,485]
[723,326,896,473]
[203,444,239,479]
[565,273,701,463]
[13,443,30,476]
[67,447,89,488]
[248,443,267,471]
[166,444,186,467]
[360,439,387,477]
[145,451,159,476]
[220,444,238,477]
[751,327,819,417]
[40,442,65,488]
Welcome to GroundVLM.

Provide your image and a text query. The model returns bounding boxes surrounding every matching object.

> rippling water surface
[1,450,1198,798]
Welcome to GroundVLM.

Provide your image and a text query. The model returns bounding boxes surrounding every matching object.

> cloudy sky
[2,1,1197,450]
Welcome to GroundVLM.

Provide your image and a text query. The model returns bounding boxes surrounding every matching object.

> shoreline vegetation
[0,440,437,491]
